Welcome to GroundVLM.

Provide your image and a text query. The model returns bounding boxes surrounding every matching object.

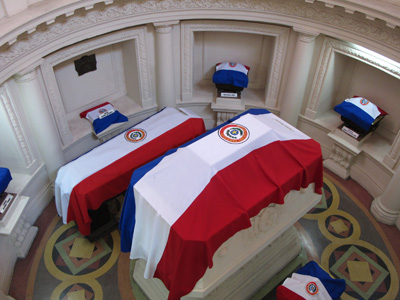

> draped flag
[119,109,323,300]
[80,102,128,134]
[55,107,205,235]
[212,62,250,88]
[0,168,12,195]
[334,96,387,132]
[277,261,346,300]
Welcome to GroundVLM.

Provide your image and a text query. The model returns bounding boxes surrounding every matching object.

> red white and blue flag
[212,62,250,88]
[80,102,128,134]
[55,107,205,235]
[277,261,346,300]
[119,109,323,300]
[334,96,387,132]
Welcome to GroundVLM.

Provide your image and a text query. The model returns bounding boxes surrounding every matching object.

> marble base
[323,126,369,180]
[134,226,301,300]
[133,184,321,299]
[370,196,399,226]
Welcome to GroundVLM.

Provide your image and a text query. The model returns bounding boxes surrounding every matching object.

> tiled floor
[8,169,400,300]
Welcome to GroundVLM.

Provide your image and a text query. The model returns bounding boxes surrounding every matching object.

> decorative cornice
[0,0,399,83]
[0,0,398,48]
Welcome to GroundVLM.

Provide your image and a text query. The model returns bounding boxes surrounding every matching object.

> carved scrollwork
[216,112,238,125]
[329,143,353,169]
[241,204,281,244]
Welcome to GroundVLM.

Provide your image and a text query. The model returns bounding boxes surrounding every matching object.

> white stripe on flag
[345,97,381,119]
[55,107,196,223]
[130,113,311,278]
[85,103,114,122]
[282,273,332,300]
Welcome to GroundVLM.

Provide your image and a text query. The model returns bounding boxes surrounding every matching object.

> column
[397,208,400,231]
[15,68,65,182]
[371,166,400,230]
[154,21,179,109]
[279,28,319,127]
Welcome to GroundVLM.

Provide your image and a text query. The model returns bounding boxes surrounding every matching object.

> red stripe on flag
[155,139,323,300]
[277,285,307,300]
[79,102,111,118]
[67,118,205,235]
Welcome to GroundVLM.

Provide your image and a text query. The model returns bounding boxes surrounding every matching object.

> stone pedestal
[323,126,371,180]
[211,97,245,126]
[0,195,38,258]
[0,194,38,293]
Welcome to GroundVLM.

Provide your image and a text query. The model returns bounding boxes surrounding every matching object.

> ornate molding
[307,37,400,116]
[181,20,289,106]
[9,213,38,258]
[40,26,152,147]
[296,31,319,43]
[14,69,38,83]
[154,20,180,34]
[134,27,153,108]
[240,204,281,244]
[0,0,398,84]
[329,143,354,169]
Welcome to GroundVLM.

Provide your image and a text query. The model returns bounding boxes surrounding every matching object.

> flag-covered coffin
[277,261,346,300]
[334,96,387,133]
[119,109,323,300]
[55,107,206,235]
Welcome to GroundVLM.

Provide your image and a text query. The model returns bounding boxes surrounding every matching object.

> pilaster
[279,28,319,127]
[153,21,179,109]
[15,67,65,182]
[371,166,400,229]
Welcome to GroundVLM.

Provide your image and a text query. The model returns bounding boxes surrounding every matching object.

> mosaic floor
[8,170,400,300]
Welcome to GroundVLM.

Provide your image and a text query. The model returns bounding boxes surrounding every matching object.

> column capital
[154,20,180,34]
[293,27,319,43]
[14,69,38,83]
[14,58,44,82]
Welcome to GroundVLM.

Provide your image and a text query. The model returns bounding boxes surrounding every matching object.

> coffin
[133,183,321,300]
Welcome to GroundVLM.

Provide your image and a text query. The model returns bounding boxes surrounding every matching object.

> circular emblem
[218,124,249,144]
[99,108,107,113]
[360,98,369,105]
[229,62,237,67]
[306,282,319,295]
[125,128,147,143]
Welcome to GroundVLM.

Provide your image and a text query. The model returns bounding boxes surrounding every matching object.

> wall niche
[304,37,400,167]
[41,26,154,148]
[181,20,289,109]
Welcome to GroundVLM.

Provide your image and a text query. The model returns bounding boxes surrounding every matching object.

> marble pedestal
[324,125,371,180]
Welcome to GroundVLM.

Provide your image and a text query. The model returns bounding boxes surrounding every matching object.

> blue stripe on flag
[119,108,270,252]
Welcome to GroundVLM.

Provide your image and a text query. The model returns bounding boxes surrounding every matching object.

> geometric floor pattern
[8,171,400,300]
[299,173,399,300]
